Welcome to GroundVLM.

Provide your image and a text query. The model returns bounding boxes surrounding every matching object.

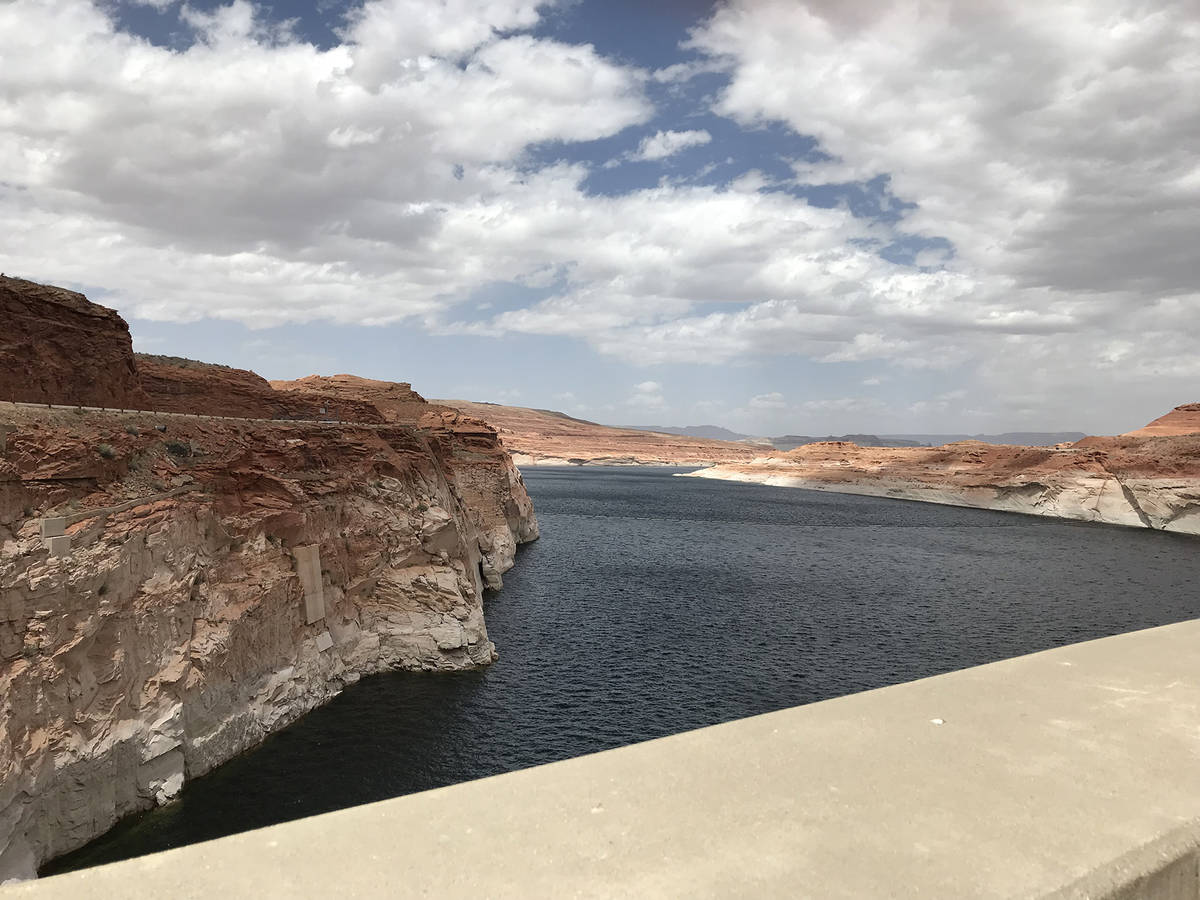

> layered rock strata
[0,281,538,880]
[272,378,539,585]
[0,406,538,880]
[687,432,1200,535]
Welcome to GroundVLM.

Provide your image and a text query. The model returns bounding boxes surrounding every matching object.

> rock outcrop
[0,277,149,409]
[271,375,430,425]
[687,427,1200,536]
[1123,403,1200,438]
[0,282,538,880]
[138,357,386,423]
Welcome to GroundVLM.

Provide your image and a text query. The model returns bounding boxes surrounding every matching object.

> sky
[1,0,1197,436]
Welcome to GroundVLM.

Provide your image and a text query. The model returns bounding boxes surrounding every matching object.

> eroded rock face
[0,408,537,880]
[271,376,540,587]
[0,277,149,409]
[688,428,1200,536]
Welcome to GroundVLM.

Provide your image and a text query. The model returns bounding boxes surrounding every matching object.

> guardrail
[0,399,390,430]
[8,618,1200,898]
[0,400,394,558]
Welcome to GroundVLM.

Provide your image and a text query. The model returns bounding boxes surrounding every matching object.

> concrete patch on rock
[293,544,326,624]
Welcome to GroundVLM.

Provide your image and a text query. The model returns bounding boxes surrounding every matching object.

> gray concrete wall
[11,619,1200,898]
[292,545,325,625]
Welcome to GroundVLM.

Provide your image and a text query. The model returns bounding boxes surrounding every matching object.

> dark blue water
[45,467,1200,873]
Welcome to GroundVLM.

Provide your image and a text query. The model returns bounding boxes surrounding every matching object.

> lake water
[45,467,1200,874]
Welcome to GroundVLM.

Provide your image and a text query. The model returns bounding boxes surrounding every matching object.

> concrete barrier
[42,536,69,557]
[11,619,1200,898]
[38,519,65,539]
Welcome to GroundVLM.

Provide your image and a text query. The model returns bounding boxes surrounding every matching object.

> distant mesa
[767,434,925,451]
[437,401,760,467]
[622,424,752,442]
[621,424,1084,451]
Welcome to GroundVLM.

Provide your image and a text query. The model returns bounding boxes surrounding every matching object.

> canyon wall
[271,377,538,584]
[687,435,1200,536]
[0,284,538,880]
[0,277,149,409]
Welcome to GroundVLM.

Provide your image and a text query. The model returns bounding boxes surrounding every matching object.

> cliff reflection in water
[46,466,1200,874]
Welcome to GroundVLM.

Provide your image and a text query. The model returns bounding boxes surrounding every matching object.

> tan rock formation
[1122,403,1200,438]
[0,277,149,409]
[435,399,759,466]
[0,281,538,880]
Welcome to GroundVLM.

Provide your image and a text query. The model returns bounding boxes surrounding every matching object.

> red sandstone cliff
[137,356,387,423]
[0,281,538,879]
[134,355,287,418]
[0,277,149,409]
[271,375,431,424]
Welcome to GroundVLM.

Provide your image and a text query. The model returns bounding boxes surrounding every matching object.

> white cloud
[802,397,885,414]
[749,392,787,409]
[1,0,1197,432]
[695,0,1200,300]
[0,0,650,325]
[628,380,666,409]
[630,129,712,162]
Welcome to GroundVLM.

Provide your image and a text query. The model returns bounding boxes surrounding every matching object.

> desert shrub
[97,443,117,459]
[125,424,140,436]
[165,440,191,457]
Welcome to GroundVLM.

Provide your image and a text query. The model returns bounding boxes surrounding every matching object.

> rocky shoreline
[684,430,1200,536]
